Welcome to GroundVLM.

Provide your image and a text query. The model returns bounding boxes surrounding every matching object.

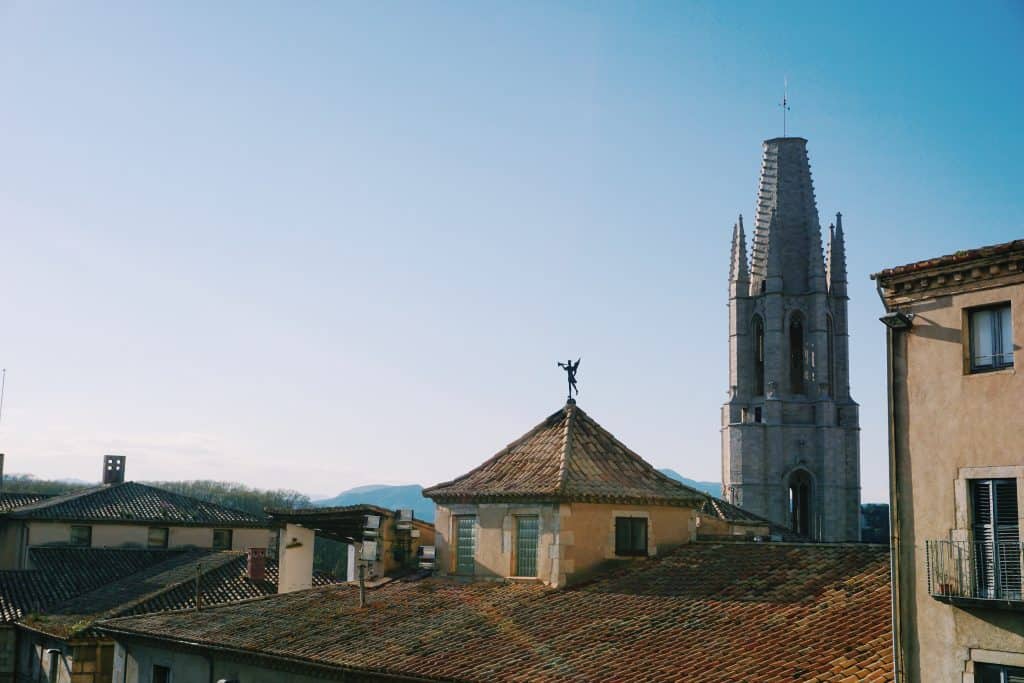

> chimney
[103,455,126,484]
[247,547,267,582]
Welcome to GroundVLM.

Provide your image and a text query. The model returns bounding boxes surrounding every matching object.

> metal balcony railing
[926,539,1023,606]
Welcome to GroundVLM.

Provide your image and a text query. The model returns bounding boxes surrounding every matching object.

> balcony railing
[926,539,1023,609]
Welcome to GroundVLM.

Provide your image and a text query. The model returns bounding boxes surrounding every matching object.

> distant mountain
[658,469,722,498]
[314,484,435,523]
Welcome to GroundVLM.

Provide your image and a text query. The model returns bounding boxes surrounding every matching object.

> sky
[0,2,1021,502]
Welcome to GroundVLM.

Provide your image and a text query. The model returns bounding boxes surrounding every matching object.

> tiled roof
[99,543,893,683]
[424,402,706,506]
[871,238,1024,279]
[5,481,267,527]
[696,496,802,540]
[16,549,341,638]
[0,492,51,512]
[0,548,182,623]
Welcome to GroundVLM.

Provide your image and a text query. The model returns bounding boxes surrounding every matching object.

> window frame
[147,527,170,549]
[212,528,233,551]
[453,515,476,575]
[69,525,92,547]
[614,517,648,557]
[967,302,1014,374]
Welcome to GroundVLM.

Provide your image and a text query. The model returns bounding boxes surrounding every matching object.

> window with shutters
[515,516,539,577]
[971,479,1021,600]
[147,527,169,549]
[976,662,1024,683]
[968,303,1013,372]
[454,516,476,575]
[615,517,648,557]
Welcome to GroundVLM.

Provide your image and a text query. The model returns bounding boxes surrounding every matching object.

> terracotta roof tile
[0,492,51,512]
[0,548,181,623]
[18,550,341,639]
[99,542,893,682]
[5,481,266,527]
[424,403,705,506]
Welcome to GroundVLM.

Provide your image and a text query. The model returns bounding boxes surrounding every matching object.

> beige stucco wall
[434,500,695,587]
[434,503,560,583]
[893,280,1024,681]
[559,502,695,585]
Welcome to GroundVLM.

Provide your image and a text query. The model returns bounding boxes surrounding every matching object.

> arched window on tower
[788,470,813,538]
[753,316,765,396]
[789,313,805,394]
[826,314,835,397]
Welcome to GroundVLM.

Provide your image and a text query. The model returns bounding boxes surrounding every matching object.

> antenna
[779,78,791,137]
[0,369,6,428]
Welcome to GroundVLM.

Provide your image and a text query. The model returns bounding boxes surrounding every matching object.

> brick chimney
[103,455,126,484]
[247,547,267,582]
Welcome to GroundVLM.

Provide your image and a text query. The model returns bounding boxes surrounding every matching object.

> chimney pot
[103,455,126,484]
[247,547,267,582]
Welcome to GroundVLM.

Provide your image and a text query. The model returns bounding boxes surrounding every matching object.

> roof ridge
[556,402,575,495]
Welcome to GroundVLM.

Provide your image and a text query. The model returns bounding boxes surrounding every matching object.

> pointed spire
[827,211,848,296]
[729,215,749,296]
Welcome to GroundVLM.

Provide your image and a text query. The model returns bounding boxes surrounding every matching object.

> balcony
[926,539,1023,611]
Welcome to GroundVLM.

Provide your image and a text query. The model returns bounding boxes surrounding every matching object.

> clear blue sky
[0,2,1020,501]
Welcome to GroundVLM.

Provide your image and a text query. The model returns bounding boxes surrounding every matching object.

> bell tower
[721,137,860,542]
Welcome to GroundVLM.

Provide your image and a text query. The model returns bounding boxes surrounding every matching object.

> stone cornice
[872,241,1024,308]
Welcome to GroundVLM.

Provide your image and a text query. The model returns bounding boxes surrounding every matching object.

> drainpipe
[877,281,905,683]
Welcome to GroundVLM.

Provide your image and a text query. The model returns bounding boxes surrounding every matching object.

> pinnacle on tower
[729,215,749,296]
[827,211,848,297]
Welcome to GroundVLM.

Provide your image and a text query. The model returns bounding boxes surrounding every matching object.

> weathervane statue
[557,358,580,402]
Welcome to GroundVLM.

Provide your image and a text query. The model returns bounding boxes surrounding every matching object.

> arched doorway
[788,470,813,537]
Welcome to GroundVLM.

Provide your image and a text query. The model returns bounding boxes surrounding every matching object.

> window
[753,316,765,396]
[212,528,233,550]
[969,304,1013,372]
[69,525,92,547]
[788,470,813,538]
[971,479,1021,600]
[976,663,1024,683]
[789,314,805,394]
[515,516,539,577]
[152,664,171,683]
[615,517,648,557]
[454,516,476,575]
[0,629,12,674]
[147,527,169,549]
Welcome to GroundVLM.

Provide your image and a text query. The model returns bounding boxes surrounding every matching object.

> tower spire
[827,211,848,297]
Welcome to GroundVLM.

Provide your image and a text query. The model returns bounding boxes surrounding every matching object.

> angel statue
[557,358,581,401]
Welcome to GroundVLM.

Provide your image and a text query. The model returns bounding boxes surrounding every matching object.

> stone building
[873,239,1024,682]
[721,137,861,542]
[422,400,706,587]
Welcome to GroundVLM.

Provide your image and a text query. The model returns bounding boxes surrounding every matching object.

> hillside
[314,484,434,522]
[657,469,722,497]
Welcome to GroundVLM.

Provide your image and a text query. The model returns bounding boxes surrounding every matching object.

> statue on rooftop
[557,358,580,401]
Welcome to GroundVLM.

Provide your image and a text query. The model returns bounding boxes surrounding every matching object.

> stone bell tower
[721,137,860,542]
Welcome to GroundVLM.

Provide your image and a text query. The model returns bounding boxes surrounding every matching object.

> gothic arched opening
[789,313,805,394]
[752,315,765,396]
[788,469,813,537]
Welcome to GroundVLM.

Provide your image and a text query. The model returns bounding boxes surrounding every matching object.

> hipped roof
[423,402,705,507]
